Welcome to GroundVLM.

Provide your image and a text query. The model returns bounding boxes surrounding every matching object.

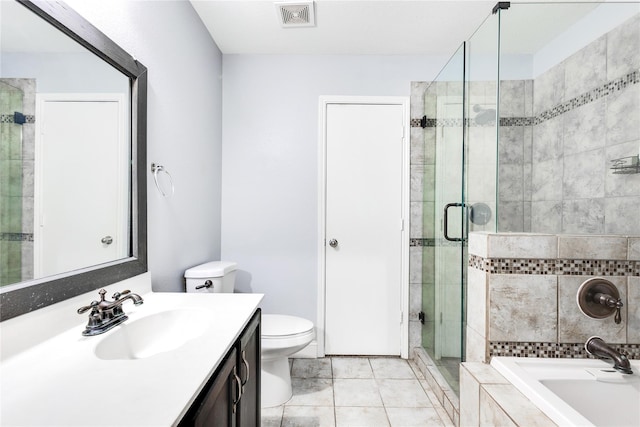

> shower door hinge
[492,1,510,14]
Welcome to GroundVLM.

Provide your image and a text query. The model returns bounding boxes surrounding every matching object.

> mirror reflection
[1,1,131,287]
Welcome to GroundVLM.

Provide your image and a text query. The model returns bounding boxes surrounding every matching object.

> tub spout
[585,336,633,375]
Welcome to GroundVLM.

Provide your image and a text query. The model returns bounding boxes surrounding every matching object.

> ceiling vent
[275,1,315,28]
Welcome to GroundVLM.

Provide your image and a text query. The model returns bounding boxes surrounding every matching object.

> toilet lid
[262,314,314,338]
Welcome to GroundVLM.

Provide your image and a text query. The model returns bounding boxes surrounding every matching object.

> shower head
[473,104,496,125]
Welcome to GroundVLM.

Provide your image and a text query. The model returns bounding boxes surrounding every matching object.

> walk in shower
[415,1,640,412]
[0,79,35,286]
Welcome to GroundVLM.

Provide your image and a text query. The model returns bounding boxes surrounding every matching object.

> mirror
[0,0,147,320]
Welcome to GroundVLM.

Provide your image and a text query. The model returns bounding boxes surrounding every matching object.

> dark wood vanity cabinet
[179,309,261,427]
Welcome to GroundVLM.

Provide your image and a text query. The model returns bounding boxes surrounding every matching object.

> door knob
[101,236,113,245]
[329,239,338,248]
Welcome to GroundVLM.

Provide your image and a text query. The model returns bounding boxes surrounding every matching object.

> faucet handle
[614,299,622,324]
[77,300,99,314]
[112,289,131,300]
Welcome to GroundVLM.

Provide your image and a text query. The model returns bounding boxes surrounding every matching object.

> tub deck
[491,357,640,427]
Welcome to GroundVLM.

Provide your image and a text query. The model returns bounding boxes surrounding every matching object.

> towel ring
[151,163,174,197]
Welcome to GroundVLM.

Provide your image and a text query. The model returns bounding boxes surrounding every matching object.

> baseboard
[291,340,318,358]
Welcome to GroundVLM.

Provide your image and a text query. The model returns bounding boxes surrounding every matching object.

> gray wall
[67,0,224,292]
[221,54,447,322]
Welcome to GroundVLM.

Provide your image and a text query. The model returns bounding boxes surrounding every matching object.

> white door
[322,99,407,356]
[34,94,127,278]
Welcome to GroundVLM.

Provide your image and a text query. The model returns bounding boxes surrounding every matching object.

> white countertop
[0,277,263,426]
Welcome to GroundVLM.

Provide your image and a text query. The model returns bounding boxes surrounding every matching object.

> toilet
[184,261,315,408]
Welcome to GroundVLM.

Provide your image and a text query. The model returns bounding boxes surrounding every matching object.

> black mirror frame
[0,0,148,321]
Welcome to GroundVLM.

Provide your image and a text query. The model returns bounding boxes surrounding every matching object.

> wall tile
[410,201,423,239]
[410,81,428,116]
[605,196,640,235]
[607,13,640,80]
[531,158,563,201]
[563,148,606,199]
[410,165,425,202]
[479,386,517,427]
[409,247,423,284]
[558,235,628,260]
[561,199,606,235]
[499,80,526,117]
[498,164,524,201]
[489,274,557,342]
[469,232,489,258]
[422,201,435,236]
[629,238,640,260]
[497,201,524,232]
[534,65,565,115]
[498,126,525,165]
[466,325,488,363]
[424,129,436,165]
[467,268,488,338]
[563,100,606,155]
[628,277,640,343]
[481,384,556,427]
[409,283,422,320]
[558,275,627,343]
[606,84,640,146]
[464,362,509,386]
[532,116,563,163]
[410,128,425,165]
[422,165,436,202]
[487,233,557,259]
[564,35,607,101]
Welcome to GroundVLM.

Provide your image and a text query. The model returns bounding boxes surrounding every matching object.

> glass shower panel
[422,43,465,393]
[465,12,500,238]
[0,81,24,285]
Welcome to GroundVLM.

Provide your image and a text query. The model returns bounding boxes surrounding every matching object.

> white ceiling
[189,0,497,55]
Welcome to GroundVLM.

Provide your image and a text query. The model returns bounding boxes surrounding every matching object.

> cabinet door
[237,309,261,427]
[189,348,239,427]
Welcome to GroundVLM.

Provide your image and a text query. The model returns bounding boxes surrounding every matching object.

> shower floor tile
[263,356,450,427]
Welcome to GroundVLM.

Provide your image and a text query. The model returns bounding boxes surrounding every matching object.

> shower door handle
[443,203,465,242]
[328,239,338,248]
[101,236,113,245]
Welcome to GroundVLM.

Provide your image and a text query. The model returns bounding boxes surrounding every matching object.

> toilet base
[261,357,293,408]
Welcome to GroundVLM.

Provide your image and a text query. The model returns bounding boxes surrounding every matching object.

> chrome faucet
[77,289,144,336]
[585,336,633,375]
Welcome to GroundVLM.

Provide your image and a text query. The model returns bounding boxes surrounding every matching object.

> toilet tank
[184,261,237,293]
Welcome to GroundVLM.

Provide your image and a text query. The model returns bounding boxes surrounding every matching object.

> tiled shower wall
[498,13,640,235]
[0,78,36,285]
[466,232,640,363]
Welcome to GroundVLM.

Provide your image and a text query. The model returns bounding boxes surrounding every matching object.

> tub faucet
[585,336,633,375]
[77,289,144,336]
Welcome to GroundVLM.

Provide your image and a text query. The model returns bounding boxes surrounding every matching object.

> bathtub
[491,357,640,427]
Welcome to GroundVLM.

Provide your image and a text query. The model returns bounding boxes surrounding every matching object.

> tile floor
[261,357,455,427]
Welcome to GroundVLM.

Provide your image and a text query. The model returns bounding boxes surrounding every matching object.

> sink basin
[94,308,211,360]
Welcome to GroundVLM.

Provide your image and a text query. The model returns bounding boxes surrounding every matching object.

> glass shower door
[422,43,466,393]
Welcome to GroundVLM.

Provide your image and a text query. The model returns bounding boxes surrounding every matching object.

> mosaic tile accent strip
[534,70,639,125]
[490,341,640,360]
[414,70,639,129]
[468,254,640,276]
[410,238,467,247]
[0,232,34,242]
[499,117,533,127]
[410,118,422,127]
[0,114,35,124]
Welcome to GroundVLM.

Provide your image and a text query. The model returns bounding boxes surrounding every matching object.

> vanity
[1,2,264,424]
[0,273,263,426]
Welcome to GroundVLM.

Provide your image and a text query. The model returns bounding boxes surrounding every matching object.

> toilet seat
[262,314,314,338]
